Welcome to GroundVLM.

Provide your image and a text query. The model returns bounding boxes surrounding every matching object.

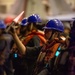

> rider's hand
[8,26,16,36]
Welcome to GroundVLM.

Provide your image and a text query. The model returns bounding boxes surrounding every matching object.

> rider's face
[0,29,3,35]
[44,29,52,40]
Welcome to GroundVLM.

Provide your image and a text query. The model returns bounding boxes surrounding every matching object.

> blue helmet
[32,14,42,22]
[43,19,64,32]
[20,18,28,26]
[27,14,42,23]
[0,20,6,29]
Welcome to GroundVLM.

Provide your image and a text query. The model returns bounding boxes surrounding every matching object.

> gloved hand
[8,26,16,36]
[0,53,5,65]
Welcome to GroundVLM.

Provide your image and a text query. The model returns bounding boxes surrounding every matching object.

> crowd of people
[0,13,75,75]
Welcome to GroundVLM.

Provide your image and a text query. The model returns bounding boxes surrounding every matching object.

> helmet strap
[27,23,34,31]
[30,23,34,31]
[49,30,55,41]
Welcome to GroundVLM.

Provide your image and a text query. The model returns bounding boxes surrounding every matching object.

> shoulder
[26,46,42,53]
[0,40,6,51]
[31,35,40,41]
